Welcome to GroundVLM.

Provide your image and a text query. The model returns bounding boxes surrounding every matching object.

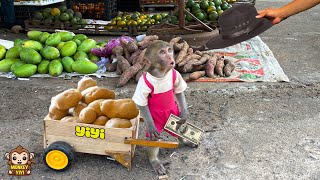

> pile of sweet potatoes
[170,37,236,80]
[107,35,236,86]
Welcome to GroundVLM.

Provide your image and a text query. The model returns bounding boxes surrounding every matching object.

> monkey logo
[4,145,35,176]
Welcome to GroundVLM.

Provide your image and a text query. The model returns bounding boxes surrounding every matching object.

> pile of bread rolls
[48,77,139,128]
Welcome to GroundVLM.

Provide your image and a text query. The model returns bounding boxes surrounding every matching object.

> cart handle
[124,138,179,148]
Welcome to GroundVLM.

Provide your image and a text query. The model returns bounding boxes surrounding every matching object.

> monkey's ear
[29,153,35,159]
[5,153,10,160]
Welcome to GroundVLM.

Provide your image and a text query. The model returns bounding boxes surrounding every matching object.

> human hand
[256,8,285,25]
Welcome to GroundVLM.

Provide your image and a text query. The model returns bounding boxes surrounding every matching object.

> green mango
[72,39,81,46]
[10,61,25,73]
[49,59,63,76]
[38,32,51,43]
[73,51,88,61]
[27,30,42,41]
[22,40,43,51]
[14,39,24,46]
[40,46,60,60]
[60,41,77,57]
[19,48,42,64]
[0,58,19,72]
[58,31,74,42]
[45,33,61,47]
[88,53,100,63]
[5,46,22,59]
[0,45,6,60]
[37,60,50,74]
[73,34,87,41]
[61,57,74,73]
[13,64,37,78]
[56,42,65,50]
[72,60,98,74]
[77,39,96,53]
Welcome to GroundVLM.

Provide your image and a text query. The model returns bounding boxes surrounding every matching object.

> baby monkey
[132,40,196,176]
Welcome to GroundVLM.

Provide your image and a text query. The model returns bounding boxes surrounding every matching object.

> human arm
[256,0,320,24]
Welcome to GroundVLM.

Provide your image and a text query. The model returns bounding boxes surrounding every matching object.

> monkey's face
[155,46,175,72]
[11,152,29,165]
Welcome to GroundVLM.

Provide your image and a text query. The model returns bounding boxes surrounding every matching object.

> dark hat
[206,4,272,49]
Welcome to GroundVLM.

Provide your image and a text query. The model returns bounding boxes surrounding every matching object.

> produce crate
[68,0,117,20]
[139,0,177,10]
[0,3,64,26]
[24,19,134,36]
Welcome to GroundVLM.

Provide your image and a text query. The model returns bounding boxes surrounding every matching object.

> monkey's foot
[150,159,167,175]
[178,138,198,148]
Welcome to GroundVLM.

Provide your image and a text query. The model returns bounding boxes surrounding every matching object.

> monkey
[5,145,35,175]
[132,40,197,176]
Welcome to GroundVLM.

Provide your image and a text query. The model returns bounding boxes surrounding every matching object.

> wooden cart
[43,115,178,171]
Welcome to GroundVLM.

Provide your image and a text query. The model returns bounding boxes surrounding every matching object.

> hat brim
[206,18,272,49]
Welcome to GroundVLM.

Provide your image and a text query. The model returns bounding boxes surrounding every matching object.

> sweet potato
[128,49,142,64]
[135,69,144,82]
[223,59,236,77]
[193,54,210,66]
[215,58,225,76]
[175,41,189,64]
[139,35,159,43]
[189,71,205,80]
[187,48,193,55]
[173,42,184,51]
[106,61,117,72]
[169,37,182,46]
[112,46,123,56]
[117,63,144,87]
[123,47,131,60]
[205,55,218,78]
[117,55,131,72]
[126,40,138,53]
[194,50,203,56]
[178,54,202,67]
[132,49,146,65]
[138,40,156,50]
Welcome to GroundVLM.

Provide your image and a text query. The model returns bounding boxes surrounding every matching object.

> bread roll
[79,107,97,124]
[87,99,105,116]
[100,99,139,119]
[73,102,87,117]
[77,77,97,92]
[93,116,109,126]
[49,101,69,120]
[82,87,116,104]
[55,89,82,110]
[105,118,132,128]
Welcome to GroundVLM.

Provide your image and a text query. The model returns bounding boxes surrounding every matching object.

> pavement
[0,0,319,179]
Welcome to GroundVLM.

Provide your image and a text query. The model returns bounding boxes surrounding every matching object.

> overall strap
[143,73,154,93]
[172,69,177,88]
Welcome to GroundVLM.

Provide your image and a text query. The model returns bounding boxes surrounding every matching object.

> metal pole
[178,0,185,28]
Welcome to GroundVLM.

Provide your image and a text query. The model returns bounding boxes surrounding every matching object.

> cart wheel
[43,141,74,171]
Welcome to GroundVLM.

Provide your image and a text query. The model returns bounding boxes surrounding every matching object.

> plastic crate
[68,0,117,20]
[0,2,64,27]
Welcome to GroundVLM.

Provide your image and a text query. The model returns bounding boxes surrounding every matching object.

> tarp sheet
[0,36,289,82]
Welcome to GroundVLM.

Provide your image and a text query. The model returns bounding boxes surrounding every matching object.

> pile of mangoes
[0,31,107,78]
[32,6,87,27]
[105,12,167,31]
[174,0,232,23]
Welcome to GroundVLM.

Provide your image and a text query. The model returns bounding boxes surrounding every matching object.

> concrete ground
[0,0,319,179]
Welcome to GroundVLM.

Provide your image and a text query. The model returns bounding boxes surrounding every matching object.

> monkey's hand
[138,105,160,141]
[175,92,189,129]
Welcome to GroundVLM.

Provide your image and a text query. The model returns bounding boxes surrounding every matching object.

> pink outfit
[143,70,180,137]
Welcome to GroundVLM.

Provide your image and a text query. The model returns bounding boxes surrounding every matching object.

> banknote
[164,114,204,145]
